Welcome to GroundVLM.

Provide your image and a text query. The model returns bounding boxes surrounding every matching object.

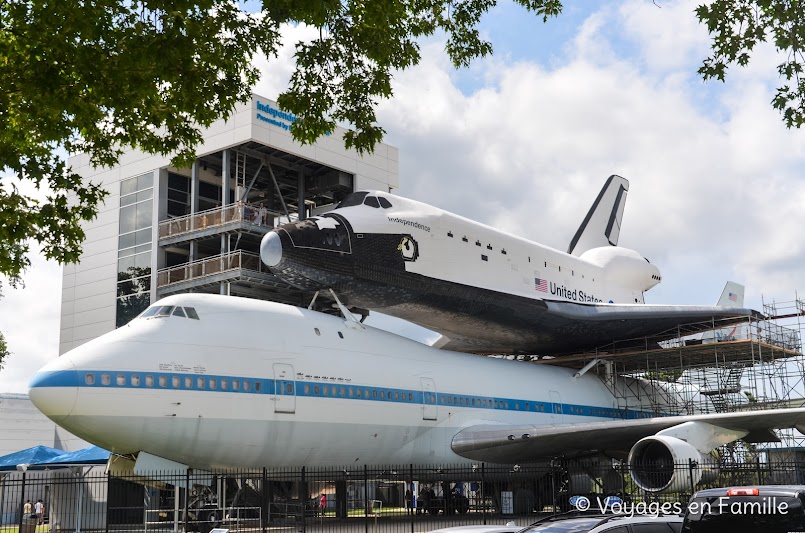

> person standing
[35,500,44,524]
[319,493,327,517]
[405,487,413,515]
[23,500,32,516]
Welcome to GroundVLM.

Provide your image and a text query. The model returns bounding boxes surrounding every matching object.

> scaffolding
[532,292,805,461]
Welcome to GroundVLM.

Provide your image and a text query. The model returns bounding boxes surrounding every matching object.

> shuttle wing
[451,407,805,463]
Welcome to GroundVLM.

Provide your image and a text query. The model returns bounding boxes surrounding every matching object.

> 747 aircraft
[259,176,758,355]
[29,294,805,494]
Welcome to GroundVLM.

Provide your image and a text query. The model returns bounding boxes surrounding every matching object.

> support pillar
[220,149,230,295]
[335,480,347,519]
[297,170,306,220]
[190,160,199,262]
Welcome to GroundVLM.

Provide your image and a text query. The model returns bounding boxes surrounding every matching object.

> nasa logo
[398,236,419,262]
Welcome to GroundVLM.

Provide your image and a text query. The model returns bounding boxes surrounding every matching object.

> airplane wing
[437,300,761,355]
[451,407,805,463]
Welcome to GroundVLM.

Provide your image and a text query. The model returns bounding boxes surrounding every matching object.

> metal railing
[157,251,268,288]
[2,460,804,532]
[158,203,288,240]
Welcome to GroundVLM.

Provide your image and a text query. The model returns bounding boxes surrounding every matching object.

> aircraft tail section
[567,175,629,256]
[716,281,745,308]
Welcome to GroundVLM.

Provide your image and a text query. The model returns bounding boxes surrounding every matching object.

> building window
[117,173,154,328]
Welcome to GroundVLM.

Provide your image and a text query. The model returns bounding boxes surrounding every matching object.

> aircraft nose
[260,231,283,267]
[28,357,79,423]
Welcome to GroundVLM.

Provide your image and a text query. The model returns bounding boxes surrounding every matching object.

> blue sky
[2,0,805,392]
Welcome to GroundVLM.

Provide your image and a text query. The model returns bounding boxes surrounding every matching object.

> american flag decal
[728,292,737,302]
[535,278,548,293]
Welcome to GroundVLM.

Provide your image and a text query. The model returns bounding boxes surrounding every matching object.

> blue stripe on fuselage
[30,370,659,420]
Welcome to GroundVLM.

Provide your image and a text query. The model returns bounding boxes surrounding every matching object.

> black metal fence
[1,460,803,533]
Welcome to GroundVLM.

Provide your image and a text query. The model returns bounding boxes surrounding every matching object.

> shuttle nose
[28,357,79,423]
[261,231,283,267]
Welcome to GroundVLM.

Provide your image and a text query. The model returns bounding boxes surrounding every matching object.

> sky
[2,0,805,393]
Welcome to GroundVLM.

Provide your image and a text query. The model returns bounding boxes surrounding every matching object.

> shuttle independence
[29,294,805,493]
[259,176,758,354]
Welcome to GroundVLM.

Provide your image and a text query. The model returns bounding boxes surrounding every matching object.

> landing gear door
[421,377,437,421]
[273,363,296,414]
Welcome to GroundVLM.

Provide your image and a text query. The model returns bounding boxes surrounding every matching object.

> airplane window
[85,373,95,385]
[338,331,344,339]
[314,385,320,395]
[337,191,369,208]
[232,380,240,390]
[515,402,519,410]
[394,391,399,400]
[221,379,228,390]
[314,328,320,336]
[378,197,392,209]
[356,389,362,398]
[145,375,154,387]
[244,381,251,391]
[304,384,310,394]
[159,376,167,387]
[172,307,186,318]
[140,306,160,318]
[323,385,329,396]
[285,383,293,394]
[408,393,413,401]
[348,388,354,397]
[155,306,175,317]
[101,374,111,386]
[131,375,140,386]
[185,377,193,388]
[441,397,446,404]
[172,376,180,388]
[197,377,205,389]
[117,374,125,386]
[380,391,385,399]
[255,381,262,392]
[363,195,381,208]
[372,390,377,399]
[210,378,217,390]
[185,307,200,320]
[340,387,346,397]
[471,398,476,406]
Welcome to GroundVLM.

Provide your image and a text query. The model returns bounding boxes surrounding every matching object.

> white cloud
[2,1,805,393]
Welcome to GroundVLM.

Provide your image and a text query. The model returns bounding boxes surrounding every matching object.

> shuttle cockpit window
[364,195,381,208]
[172,307,186,318]
[185,307,200,320]
[377,197,392,208]
[154,306,174,317]
[140,306,160,318]
[337,191,369,208]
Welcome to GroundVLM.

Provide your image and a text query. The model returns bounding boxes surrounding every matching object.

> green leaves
[696,0,805,128]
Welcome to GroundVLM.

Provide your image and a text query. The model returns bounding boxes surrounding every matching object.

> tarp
[0,445,65,471]
[36,445,110,466]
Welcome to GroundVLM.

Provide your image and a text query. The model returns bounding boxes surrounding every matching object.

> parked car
[518,513,683,533]
[682,485,805,533]
[429,522,521,533]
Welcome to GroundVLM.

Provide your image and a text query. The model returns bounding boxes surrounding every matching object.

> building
[59,94,399,354]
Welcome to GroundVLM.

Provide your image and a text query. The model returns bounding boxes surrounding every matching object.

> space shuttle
[259,176,759,354]
[28,294,805,493]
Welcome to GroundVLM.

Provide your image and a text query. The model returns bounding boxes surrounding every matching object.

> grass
[0,525,50,533]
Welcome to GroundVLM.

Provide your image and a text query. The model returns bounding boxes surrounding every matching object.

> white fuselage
[29,294,659,470]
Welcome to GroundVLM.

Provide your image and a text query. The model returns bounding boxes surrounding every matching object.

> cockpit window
[154,306,175,317]
[172,307,186,318]
[364,195,381,208]
[185,307,200,320]
[378,197,392,209]
[140,306,160,318]
[337,191,368,208]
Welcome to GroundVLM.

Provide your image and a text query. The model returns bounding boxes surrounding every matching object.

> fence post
[261,467,268,533]
[301,466,307,533]
[18,472,26,532]
[482,463,487,525]
[184,470,190,533]
[105,472,110,533]
[409,464,414,533]
[688,459,696,495]
[364,465,369,533]
[756,456,763,485]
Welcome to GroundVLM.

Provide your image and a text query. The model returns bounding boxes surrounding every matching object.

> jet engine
[627,435,719,493]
